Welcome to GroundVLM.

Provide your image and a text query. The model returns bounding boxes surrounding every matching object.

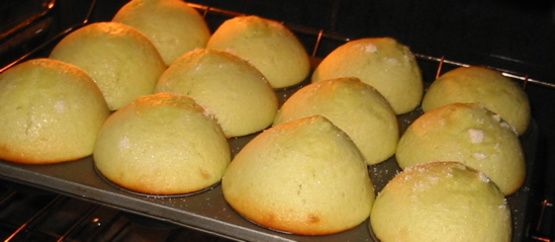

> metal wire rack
[186,2,555,90]
[0,180,230,241]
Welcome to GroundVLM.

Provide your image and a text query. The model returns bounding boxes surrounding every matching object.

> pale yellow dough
[396,103,525,195]
[156,48,278,137]
[113,0,211,65]
[422,66,531,134]
[274,77,398,165]
[207,15,310,88]
[0,58,110,164]
[222,116,374,235]
[312,37,423,114]
[93,93,230,195]
[370,162,511,242]
[50,22,166,110]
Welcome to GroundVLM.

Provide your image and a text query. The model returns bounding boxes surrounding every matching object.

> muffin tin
[0,84,540,242]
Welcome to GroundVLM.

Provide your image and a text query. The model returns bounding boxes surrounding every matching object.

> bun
[156,48,277,137]
[312,37,423,114]
[396,103,525,194]
[113,0,211,65]
[50,22,166,110]
[0,58,109,164]
[93,93,230,195]
[422,66,530,134]
[370,161,511,242]
[222,116,374,235]
[274,77,398,164]
[207,15,310,88]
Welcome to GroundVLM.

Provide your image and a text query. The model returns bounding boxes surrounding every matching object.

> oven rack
[0,1,553,242]
[0,180,228,241]
[0,0,56,41]
[187,2,555,90]
[0,0,97,73]
[1,0,554,91]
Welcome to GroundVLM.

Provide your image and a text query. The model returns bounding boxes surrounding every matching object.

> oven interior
[0,0,554,241]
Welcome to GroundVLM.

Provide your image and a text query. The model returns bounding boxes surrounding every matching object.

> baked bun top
[223,115,374,235]
[50,22,166,110]
[155,48,277,137]
[207,15,310,88]
[113,0,211,65]
[274,77,398,165]
[370,161,511,242]
[93,93,230,195]
[422,66,530,135]
[0,58,109,164]
[396,103,525,195]
[312,37,423,114]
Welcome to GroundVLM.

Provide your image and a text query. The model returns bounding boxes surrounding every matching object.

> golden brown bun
[422,66,531,134]
[396,103,525,195]
[155,48,278,137]
[312,37,423,114]
[50,22,166,110]
[207,15,310,88]
[0,58,110,164]
[223,115,374,235]
[113,0,211,65]
[370,162,511,242]
[274,77,398,165]
[93,93,230,195]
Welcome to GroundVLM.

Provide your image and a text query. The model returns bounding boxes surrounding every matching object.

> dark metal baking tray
[0,1,546,241]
